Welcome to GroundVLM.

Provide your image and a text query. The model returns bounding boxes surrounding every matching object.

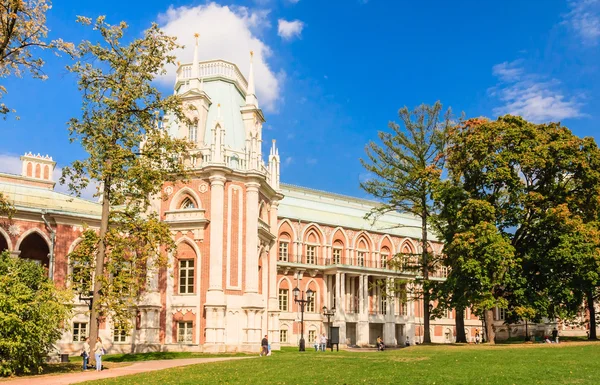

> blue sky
[1,0,599,200]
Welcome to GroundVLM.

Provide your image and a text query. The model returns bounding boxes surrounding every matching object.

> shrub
[0,251,72,376]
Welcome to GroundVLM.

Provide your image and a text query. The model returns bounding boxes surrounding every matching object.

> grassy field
[88,342,600,385]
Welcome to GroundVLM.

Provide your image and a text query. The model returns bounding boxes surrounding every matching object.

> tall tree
[361,102,451,344]
[446,115,600,341]
[0,0,74,116]
[62,16,190,349]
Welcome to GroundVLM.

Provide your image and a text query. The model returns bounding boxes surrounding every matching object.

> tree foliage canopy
[0,0,75,117]
[0,251,72,376]
[63,16,191,339]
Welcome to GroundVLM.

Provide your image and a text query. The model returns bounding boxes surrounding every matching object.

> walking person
[260,334,269,356]
[552,327,559,343]
[81,337,90,371]
[94,337,105,371]
[320,333,327,352]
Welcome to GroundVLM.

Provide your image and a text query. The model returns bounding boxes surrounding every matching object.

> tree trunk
[421,209,431,344]
[455,308,467,343]
[89,181,110,363]
[587,290,597,340]
[484,309,495,344]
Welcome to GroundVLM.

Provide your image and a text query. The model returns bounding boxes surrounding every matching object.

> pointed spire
[245,51,259,108]
[192,33,200,78]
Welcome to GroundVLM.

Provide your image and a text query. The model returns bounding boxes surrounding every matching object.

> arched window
[380,247,390,269]
[278,233,290,262]
[280,327,288,343]
[188,122,197,143]
[180,197,196,210]
[19,231,50,267]
[332,240,343,265]
[356,238,369,267]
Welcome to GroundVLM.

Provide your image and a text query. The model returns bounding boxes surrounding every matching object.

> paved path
[5,357,253,385]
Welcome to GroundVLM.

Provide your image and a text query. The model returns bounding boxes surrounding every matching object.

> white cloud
[277,19,304,40]
[284,156,293,166]
[0,153,98,201]
[563,0,600,45]
[490,61,583,122]
[157,3,282,112]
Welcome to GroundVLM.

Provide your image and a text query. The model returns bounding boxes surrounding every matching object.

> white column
[340,273,346,313]
[245,181,260,293]
[363,275,369,314]
[208,173,226,297]
[268,202,279,307]
[335,272,341,311]
[358,274,364,315]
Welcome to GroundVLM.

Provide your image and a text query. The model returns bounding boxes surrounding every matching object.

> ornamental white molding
[8,225,21,237]
[171,307,196,316]
[164,186,174,196]
[198,183,208,193]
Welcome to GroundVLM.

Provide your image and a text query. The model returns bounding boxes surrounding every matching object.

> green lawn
[89,342,600,385]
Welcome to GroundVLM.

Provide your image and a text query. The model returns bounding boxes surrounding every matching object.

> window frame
[113,327,128,343]
[278,288,289,312]
[308,329,317,343]
[332,247,342,264]
[178,259,195,295]
[280,329,288,343]
[357,251,365,267]
[278,241,289,262]
[177,321,194,344]
[73,322,88,342]
[306,244,317,264]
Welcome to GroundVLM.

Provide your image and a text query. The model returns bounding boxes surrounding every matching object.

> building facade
[0,46,594,354]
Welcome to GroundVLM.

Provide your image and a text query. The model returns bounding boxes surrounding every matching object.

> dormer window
[180,197,196,210]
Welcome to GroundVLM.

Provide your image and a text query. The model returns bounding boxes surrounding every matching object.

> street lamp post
[322,306,336,350]
[293,287,314,352]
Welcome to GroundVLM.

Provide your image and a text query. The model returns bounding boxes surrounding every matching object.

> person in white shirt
[320,333,327,351]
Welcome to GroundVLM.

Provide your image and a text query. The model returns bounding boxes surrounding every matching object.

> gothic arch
[16,228,51,267]
[0,227,13,251]
[329,227,349,245]
[175,236,201,259]
[352,231,373,251]
[277,219,297,241]
[304,278,320,310]
[15,227,51,251]
[169,187,202,211]
[378,234,396,255]
[399,238,418,254]
[300,223,325,244]
[277,276,294,291]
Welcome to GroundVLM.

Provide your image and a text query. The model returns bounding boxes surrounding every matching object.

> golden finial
[177,61,181,66]
[250,50,254,57]
[218,103,221,107]
[194,33,200,45]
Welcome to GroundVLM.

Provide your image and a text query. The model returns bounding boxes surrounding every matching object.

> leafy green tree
[62,16,191,348]
[361,102,451,343]
[445,115,600,341]
[0,0,74,117]
[0,251,72,376]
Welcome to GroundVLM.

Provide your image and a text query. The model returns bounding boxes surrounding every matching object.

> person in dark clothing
[552,328,559,343]
[261,335,269,356]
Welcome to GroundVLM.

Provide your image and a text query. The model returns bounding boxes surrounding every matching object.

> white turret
[268,140,280,190]
[189,33,202,91]
[245,51,258,108]
[211,103,225,163]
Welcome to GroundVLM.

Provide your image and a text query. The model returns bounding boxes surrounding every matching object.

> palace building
[0,42,586,354]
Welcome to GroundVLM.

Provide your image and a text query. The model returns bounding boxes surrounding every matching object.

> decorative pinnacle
[250,50,254,58]
[194,33,200,44]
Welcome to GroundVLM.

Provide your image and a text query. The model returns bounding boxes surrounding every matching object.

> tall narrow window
[307,295,316,313]
[306,245,316,264]
[499,308,506,320]
[73,322,88,342]
[188,123,197,143]
[380,296,387,315]
[333,248,342,264]
[308,330,317,343]
[179,259,195,294]
[381,253,389,269]
[280,329,288,343]
[177,321,193,343]
[357,251,365,267]
[278,289,288,311]
[278,241,289,262]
